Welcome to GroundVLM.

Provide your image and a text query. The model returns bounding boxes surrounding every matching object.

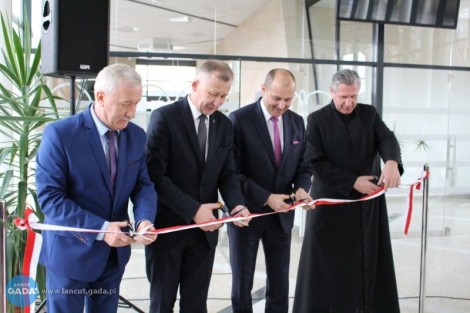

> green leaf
[415,140,430,151]
[0,169,13,198]
[0,115,54,122]
[1,13,61,311]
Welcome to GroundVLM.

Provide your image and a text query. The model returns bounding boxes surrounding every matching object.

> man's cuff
[135,219,151,231]
[96,221,109,241]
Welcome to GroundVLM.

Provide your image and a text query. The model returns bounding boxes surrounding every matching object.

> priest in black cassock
[293,69,403,313]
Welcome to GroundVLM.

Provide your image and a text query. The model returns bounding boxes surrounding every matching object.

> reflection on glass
[415,0,439,25]
[389,0,412,23]
[338,0,355,18]
[442,0,461,28]
[354,0,370,19]
[370,0,388,21]
[338,0,460,29]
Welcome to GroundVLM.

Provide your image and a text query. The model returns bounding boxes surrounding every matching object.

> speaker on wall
[40,0,110,77]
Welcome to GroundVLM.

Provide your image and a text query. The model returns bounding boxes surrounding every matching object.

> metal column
[418,164,430,313]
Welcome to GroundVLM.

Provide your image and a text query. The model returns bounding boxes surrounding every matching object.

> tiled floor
[119,194,470,312]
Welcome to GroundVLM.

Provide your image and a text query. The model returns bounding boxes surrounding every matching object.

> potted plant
[0,13,60,312]
[415,139,430,152]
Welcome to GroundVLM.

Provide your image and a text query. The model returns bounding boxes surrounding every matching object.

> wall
[216,0,312,106]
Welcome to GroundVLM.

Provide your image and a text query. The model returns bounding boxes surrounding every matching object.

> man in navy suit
[36,63,157,313]
[145,60,251,313]
[228,69,313,313]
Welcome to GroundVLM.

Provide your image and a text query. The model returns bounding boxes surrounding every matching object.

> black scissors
[218,204,246,217]
[284,195,310,205]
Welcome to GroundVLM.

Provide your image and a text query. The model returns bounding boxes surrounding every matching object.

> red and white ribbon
[12,171,429,300]
[14,174,428,237]
[13,206,43,313]
[13,213,252,236]
[402,170,430,235]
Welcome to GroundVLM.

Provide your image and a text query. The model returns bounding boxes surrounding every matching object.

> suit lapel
[114,130,127,200]
[82,107,114,196]
[180,100,204,164]
[252,102,278,168]
[280,112,293,168]
[206,114,217,163]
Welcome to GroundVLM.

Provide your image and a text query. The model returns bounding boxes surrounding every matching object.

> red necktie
[106,130,117,186]
[270,116,281,167]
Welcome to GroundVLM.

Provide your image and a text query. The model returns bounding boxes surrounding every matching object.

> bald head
[261,68,296,118]
[264,68,296,90]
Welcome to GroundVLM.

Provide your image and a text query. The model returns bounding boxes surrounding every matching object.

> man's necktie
[270,116,282,167]
[198,115,207,162]
[106,130,117,186]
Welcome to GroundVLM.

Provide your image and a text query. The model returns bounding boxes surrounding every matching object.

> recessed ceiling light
[116,26,139,32]
[169,16,193,23]
[171,45,187,51]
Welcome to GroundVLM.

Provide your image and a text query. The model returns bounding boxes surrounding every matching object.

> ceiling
[109,0,268,55]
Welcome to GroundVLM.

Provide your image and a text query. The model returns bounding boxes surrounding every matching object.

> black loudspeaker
[40,0,110,77]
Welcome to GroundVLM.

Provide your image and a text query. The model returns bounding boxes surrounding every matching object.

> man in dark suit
[36,63,157,313]
[145,60,250,313]
[228,68,313,313]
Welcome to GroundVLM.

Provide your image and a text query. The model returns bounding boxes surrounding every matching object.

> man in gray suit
[228,68,313,313]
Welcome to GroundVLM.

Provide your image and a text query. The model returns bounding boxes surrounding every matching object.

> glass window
[384,5,470,67]
[308,0,337,60]
[309,0,375,62]
[382,67,470,191]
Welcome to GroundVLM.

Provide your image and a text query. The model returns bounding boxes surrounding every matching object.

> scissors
[127,222,154,241]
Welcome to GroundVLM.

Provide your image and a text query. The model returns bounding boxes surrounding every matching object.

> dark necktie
[270,116,282,167]
[106,130,117,186]
[198,115,207,162]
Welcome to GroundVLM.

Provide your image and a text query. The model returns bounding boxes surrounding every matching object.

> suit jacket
[146,97,244,248]
[228,99,311,233]
[36,105,157,282]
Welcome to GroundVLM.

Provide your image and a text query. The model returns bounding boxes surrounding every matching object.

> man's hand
[134,220,157,245]
[266,194,291,213]
[103,221,134,247]
[353,175,382,195]
[229,205,251,227]
[379,160,401,191]
[295,188,315,210]
[194,203,223,232]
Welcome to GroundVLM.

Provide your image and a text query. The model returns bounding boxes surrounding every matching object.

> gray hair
[94,63,142,95]
[197,60,233,83]
[331,69,361,91]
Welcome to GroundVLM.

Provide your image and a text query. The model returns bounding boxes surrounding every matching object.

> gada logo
[6,275,39,307]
